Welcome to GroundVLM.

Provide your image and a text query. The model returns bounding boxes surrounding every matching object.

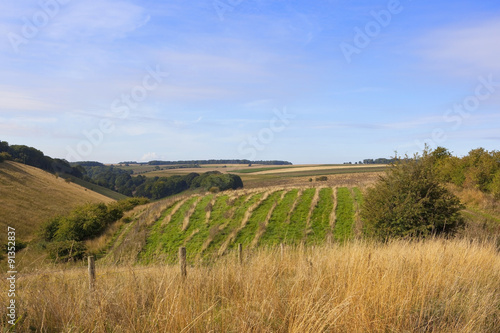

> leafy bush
[46,240,86,261]
[109,197,150,212]
[491,171,500,200]
[197,173,243,191]
[54,203,115,241]
[316,176,328,181]
[0,152,11,163]
[209,186,220,193]
[362,150,465,239]
[432,147,500,195]
[40,198,149,245]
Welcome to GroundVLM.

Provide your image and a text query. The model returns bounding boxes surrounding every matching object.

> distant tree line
[78,164,244,199]
[0,140,84,177]
[362,158,395,164]
[124,159,293,166]
[343,158,395,165]
[0,140,245,200]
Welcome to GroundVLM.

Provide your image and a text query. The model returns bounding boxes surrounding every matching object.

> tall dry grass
[2,238,499,332]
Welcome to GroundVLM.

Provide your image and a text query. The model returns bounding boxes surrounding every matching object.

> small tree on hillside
[0,152,11,163]
[362,149,464,239]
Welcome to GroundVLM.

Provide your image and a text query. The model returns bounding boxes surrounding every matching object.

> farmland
[2,155,500,332]
[114,162,388,189]
[104,186,364,264]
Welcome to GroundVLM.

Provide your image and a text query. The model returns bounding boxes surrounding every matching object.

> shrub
[46,240,86,261]
[491,171,500,200]
[200,173,243,191]
[209,186,220,193]
[39,216,64,242]
[316,176,328,181]
[362,150,465,239]
[109,197,150,212]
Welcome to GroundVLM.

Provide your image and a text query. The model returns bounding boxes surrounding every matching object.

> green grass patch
[231,191,284,249]
[353,187,364,206]
[334,187,355,241]
[307,187,334,245]
[175,194,218,261]
[140,197,200,263]
[259,189,300,246]
[202,193,264,259]
[183,194,230,260]
[284,188,316,244]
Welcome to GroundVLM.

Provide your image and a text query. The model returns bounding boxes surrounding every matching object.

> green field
[334,187,355,241]
[111,186,361,263]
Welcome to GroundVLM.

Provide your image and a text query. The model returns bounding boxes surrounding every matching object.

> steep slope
[0,161,114,240]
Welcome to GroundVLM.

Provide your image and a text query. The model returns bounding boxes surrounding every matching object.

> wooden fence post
[280,243,284,260]
[179,247,187,279]
[238,243,243,265]
[88,256,96,291]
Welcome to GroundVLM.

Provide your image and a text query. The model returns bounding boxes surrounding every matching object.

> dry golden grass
[450,184,499,215]
[2,238,499,332]
[242,171,382,189]
[0,161,113,240]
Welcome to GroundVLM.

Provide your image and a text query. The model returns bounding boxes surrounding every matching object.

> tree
[362,149,464,239]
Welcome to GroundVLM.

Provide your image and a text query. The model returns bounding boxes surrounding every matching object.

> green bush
[199,173,243,191]
[208,186,220,193]
[491,171,500,200]
[40,198,149,245]
[54,203,114,241]
[432,147,500,194]
[46,240,86,261]
[109,197,150,213]
[362,150,464,239]
[39,216,63,242]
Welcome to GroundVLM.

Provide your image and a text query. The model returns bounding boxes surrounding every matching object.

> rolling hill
[0,161,114,241]
[102,185,364,264]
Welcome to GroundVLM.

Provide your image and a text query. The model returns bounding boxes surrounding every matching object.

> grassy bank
[2,238,499,332]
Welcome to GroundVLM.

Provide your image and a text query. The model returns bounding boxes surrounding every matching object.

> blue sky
[1,0,499,164]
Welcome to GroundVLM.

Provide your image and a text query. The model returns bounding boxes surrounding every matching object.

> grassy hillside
[3,178,499,331]
[0,161,114,240]
[4,239,499,332]
[64,175,129,201]
[100,183,500,266]
[104,186,362,264]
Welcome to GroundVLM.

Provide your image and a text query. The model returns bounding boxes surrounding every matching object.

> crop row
[141,186,363,262]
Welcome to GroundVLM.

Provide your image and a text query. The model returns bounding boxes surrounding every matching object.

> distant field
[0,161,113,240]
[121,163,388,191]
[115,163,249,175]
[250,164,386,175]
[232,165,303,173]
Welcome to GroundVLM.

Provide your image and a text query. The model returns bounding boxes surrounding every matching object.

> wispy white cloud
[140,152,161,161]
[0,89,59,111]
[417,18,500,76]
[42,1,149,42]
